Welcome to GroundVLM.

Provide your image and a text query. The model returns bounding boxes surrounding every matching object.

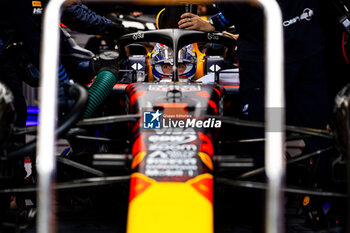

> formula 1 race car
[0,27,348,233]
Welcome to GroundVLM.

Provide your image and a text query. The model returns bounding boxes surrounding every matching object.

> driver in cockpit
[150,43,197,82]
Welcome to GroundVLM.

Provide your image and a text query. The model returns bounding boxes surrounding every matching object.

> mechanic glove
[104,23,136,39]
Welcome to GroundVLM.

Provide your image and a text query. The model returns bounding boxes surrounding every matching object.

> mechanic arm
[178,13,215,32]
[61,3,126,37]
[179,3,243,33]
[178,10,234,32]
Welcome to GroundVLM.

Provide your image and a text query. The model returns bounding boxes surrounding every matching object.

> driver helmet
[151,43,197,82]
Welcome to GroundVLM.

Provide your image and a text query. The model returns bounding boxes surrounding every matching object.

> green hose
[83,70,117,119]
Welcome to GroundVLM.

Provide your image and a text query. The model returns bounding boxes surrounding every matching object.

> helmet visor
[154,63,194,76]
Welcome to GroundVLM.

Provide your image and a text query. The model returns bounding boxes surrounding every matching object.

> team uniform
[210,0,329,152]
[0,0,126,130]
[0,0,42,129]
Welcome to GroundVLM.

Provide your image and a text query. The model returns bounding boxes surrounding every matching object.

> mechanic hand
[63,0,79,8]
[131,11,143,17]
[105,23,134,39]
[178,13,215,32]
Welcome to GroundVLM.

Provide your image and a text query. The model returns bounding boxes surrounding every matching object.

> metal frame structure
[37,0,284,232]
